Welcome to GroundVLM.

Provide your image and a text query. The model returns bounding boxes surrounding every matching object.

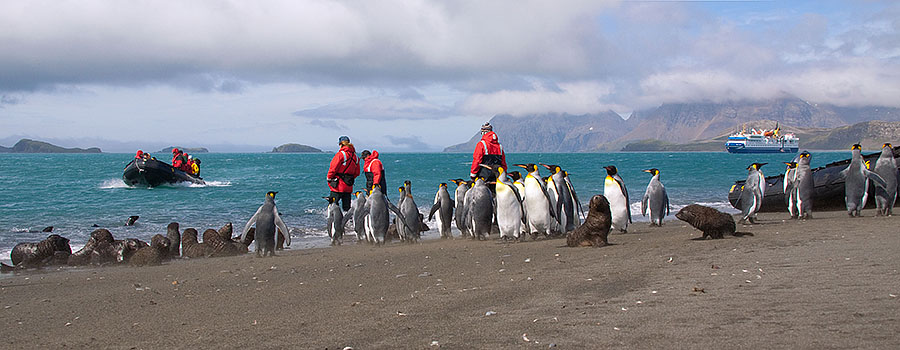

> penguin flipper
[641,191,649,217]
[273,205,290,246]
[428,203,441,221]
[663,188,670,217]
[865,169,889,189]
[615,176,632,223]
[241,205,264,242]
[342,208,354,227]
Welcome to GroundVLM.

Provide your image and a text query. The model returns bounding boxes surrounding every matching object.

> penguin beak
[513,164,527,169]
[539,163,551,170]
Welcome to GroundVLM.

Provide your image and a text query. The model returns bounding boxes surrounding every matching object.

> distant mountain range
[443,97,900,152]
[0,139,101,153]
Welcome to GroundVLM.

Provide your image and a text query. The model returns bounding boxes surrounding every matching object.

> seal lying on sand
[182,228,215,258]
[202,228,247,257]
[108,238,148,263]
[68,229,116,266]
[129,234,171,266]
[675,204,736,239]
[1,234,72,272]
[566,195,612,247]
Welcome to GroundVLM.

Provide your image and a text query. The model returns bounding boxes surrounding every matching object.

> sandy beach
[1,209,899,349]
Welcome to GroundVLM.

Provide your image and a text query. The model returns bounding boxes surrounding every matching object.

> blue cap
[338,135,350,143]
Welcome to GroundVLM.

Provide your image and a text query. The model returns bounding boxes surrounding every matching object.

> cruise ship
[725,125,799,153]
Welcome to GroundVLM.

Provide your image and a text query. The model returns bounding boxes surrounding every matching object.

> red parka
[327,144,360,193]
[363,150,386,190]
[470,131,507,177]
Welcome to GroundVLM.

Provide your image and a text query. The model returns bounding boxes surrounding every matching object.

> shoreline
[1,210,899,348]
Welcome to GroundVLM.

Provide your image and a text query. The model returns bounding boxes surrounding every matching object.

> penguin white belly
[495,184,522,238]
[605,177,629,232]
[523,178,552,234]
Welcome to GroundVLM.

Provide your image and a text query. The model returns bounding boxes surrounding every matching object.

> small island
[158,146,209,154]
[0,139,101,153]
[271,143,324,153]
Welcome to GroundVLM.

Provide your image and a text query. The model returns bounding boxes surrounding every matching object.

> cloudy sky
[1,0,898,152]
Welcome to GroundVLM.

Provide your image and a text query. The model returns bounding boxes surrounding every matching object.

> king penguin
[396,181,421,242]
[324,196,347,246]
[362,184,403,245]
[241,191,290,257]
[464,177,494,240]
[349,191,368,242]
[738,163,766,224]
[514,164,557,238]
[641,168,669,226]
[783,161,799,218]
[450,179,471,238]
[562,170,585,226]
[428,183,455,239]
[873,143,898,216]
[603,165,631,233]
[844,144,888,217]
[793,151,814,219]
[509,171,530,236]
[541,164,577,233]
[484,165,525,241]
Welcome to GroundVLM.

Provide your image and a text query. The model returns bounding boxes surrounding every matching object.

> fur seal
[566,195,611,247]
[67,229,116,266]
[202,228,247,257]
[166,222,181,258]
[125,215,140,226]
[181,228,214,258]
[2,234,72,271]
[129,234,171,266]
[107,238,148,263]
[675,204,736,239]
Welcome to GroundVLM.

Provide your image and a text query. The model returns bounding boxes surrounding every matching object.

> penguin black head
[851,144,862,151]
[540,163,562,174]
[323,196,335,203]
[800,151,811,158]
[603,165,618,176]
[398,186,405,193]
[508,171,522,181]
[266,191,278,198]
[884,143,893,149]
[643,168,659,176]
[439,183,447,188]
[783,162,797,169]
[353,191,362,197]
[746,163,767,170]
[513,163,537,173]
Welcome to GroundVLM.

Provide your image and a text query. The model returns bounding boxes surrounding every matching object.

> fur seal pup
[202,229,246,257]
[241,191,290,257]
[181,228,215,258]
[675,204,736,239]
[166,222,181,258]
[67,229,116,266]
[3,234,72,271]
[129,234,171,266]
[566,195,611,247]
[125,215,139,226]
[107,238,148,263]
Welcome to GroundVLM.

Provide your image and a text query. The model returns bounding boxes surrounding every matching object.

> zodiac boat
[122,158,205,187]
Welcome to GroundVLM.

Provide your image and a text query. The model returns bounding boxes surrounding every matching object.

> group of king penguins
[738,143,899,225]
[314,162,672,246]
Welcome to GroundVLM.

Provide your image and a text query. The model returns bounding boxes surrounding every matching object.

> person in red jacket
[171,148,185,169]
[135,150,144,159]
[327,136,360,211]
[361,149,387,193]
[471,122,507,184]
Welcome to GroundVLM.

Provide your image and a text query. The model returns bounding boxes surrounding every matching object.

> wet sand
[1,210,899,349]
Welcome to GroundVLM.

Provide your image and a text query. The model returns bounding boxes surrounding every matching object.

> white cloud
[460,81,625,116]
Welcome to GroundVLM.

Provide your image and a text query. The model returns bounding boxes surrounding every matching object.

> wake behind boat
[123,158,205,187]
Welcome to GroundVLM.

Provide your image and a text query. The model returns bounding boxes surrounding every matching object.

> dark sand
[1,210,899,349]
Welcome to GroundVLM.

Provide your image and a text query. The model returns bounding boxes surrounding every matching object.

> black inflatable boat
[122,158,205,187]
[728,147,900,212]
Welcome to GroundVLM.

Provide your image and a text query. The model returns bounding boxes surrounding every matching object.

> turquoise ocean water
[0,151,853,263]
